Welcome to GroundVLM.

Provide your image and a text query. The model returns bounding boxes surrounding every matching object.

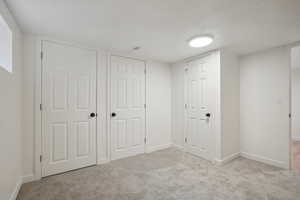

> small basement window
[0,13,12,73]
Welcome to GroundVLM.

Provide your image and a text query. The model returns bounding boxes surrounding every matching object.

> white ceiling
[6,0,300,63]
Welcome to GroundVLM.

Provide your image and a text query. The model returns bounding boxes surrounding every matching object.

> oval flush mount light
[188,35,214,48]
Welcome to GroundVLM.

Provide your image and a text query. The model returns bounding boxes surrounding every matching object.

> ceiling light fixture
[188,35,214,48]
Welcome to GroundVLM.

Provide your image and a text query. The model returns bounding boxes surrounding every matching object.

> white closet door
[185,55,214,161]
[42,41,97,177]
[110,56,146,160]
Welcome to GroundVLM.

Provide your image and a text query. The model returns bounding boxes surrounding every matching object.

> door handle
[111,112,116,117]
[90,113,96,118]
[200,113,211,121]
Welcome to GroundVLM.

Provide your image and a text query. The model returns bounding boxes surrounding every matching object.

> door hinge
[40,51,43,60]
[184,104,187,109]
[185,138,187,143]
[144,104,146,109]
[40,104,43,111]
[40,155,42,162]
[289,113,291,118]
[144,137,147,144]
[144,69,146,74]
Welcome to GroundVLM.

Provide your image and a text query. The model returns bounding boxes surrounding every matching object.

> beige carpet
[17,148,300,200]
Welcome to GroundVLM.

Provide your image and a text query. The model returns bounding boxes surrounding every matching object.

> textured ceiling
[6,0,300,62]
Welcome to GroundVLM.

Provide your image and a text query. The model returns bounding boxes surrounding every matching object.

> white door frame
[34,43,148,180]
[183,52,220,162]
[183,63,189,152]
[289,44,300,170]
[108,54,147,159]
[34,38,99,180]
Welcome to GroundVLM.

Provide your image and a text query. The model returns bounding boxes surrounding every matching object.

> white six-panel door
[185,55,214,161]
[42,41,97,177]
[110,56,146,160]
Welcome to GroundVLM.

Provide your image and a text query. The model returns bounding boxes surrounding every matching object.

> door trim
[34,38,99,180]
[108,55,147,160]
[34,39,149,181]
[183,54,216,161]
[183,63,189,152]
[183,53,214,153]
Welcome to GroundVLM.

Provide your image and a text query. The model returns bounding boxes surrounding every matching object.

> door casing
[109,55,147,160]
[183,53,218,162]
[41,41,97,177]
[34,38,100,180]
[34,38,149,180]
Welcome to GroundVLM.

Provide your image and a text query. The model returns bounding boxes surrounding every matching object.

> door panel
[185,56,214,161]
[76,76,90,109]
[75,121,90,157]
[51,123,68,162]
[110,56,146,160]
[52,71,68,110]
[42,41,97,177]
[116,119,127,149]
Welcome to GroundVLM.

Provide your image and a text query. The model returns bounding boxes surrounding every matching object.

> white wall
[220,50,240,160]
[96,51,108,163]
[240,46,290,169]
[21,36,172,179]
[0,1,23,199]
[146,61,172,152]
[21,35,36,182]
[171,62,185,148]
[292,69,300,141]
[291,46,300,70]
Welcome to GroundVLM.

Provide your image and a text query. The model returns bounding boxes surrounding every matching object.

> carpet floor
[17,148,300,200]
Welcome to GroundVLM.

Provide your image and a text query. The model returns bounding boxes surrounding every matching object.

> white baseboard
[240,152,288,169]
[171,143,184,150]
[215,152,240,165]
[22,174,35,183]
[96,144,172,164]
[9,178,22,200]
[97,159,110,165]
[292,137,300,142]
[146,143,172,153]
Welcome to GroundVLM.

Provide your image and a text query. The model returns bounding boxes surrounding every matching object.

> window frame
[0,12,13,73]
